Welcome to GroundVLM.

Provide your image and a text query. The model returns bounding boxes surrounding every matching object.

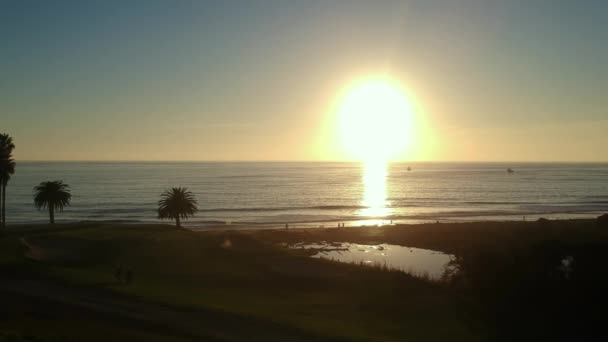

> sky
[1,0,607,161]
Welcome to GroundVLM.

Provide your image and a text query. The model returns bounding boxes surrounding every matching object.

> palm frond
[158,187,198,221]
[0,158,16,184]
[33,180,72,211]
[0,133,15,156]
[0,133,16,184]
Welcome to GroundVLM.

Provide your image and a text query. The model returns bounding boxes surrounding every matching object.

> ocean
[4,162,608,229]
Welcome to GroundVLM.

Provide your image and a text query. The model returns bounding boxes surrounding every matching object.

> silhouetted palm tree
[33,181,71,224]
[158,187,198,228]
[0,133,16,230]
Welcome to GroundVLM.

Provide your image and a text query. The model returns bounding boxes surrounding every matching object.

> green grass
[1,222,482,341]
[5,218,606,340]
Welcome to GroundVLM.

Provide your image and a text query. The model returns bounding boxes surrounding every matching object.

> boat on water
[507,168,514,173]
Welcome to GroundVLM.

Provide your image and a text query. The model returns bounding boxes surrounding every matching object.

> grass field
[2,218,608,341]
[1,222,483,341]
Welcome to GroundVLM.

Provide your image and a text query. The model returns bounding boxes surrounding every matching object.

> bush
[537,217,550,227]
[597,214,608,227]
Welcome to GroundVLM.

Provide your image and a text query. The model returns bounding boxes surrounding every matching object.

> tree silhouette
[33,181,72,224]
[158,187,198,228]
[0,133,16,230]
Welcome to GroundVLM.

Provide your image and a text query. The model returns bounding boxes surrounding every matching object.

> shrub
[597,214,608,227]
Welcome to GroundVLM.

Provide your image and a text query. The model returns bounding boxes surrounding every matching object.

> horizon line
[15,159,608,163]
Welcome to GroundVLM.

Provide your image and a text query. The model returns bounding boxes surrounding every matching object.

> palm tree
[0,159,15,229]
[158,187,198,228]
[0,133,16,230]
[33,181,72,224]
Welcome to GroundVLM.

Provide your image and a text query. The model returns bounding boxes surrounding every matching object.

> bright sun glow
[337,78,415,163]
[334,77,419,219]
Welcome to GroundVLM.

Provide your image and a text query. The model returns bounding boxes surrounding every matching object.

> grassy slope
[0,223,481,341]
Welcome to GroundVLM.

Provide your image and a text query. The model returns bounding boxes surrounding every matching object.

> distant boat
[407,166,412,172]
[507,168,514,173]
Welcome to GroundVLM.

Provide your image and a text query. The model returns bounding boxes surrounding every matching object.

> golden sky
[3,1,607,161]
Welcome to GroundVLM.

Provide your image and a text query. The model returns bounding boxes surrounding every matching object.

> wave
[88,208,156,214]
[462,201,537,205]
[12,199,608,219]
[463,200,608,206]
[197,205,366,213]
[312,205,367,210]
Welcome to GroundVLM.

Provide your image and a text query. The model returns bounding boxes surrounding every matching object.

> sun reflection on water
[360,159,391,218]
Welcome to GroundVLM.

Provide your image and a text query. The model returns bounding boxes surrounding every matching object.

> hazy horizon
[13,159,608,163]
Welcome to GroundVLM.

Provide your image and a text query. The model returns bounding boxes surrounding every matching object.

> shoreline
[10,217,603,249]
[232,217,605,254]
[5,211,606,232]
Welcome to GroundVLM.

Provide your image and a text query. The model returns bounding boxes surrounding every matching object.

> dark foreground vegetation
[1,218,607,341]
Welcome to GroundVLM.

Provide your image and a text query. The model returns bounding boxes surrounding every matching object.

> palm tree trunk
[175,215,181,228]
[1,182,5,230]
[49,206,55,224]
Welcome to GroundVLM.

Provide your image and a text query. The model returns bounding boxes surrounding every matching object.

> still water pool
[292,242,457,279]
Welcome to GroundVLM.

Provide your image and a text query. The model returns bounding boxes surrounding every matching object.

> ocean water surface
[5,162,608,229]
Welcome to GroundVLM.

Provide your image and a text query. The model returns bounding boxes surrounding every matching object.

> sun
[337,78,416,162]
